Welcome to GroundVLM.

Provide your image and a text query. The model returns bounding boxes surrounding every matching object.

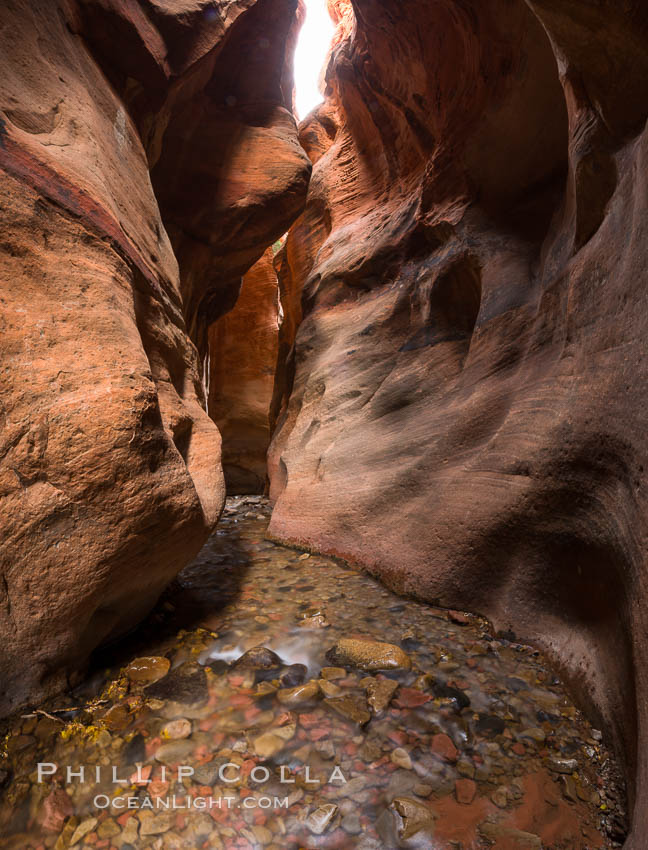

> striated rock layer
[208,247,280,494]
[267,0,648,844]
[0,0,308,714]
[74,0,312,361]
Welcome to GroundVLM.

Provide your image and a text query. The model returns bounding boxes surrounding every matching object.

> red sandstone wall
[267,1,648,844]
[0,0,309,715]
[208,248,280,494]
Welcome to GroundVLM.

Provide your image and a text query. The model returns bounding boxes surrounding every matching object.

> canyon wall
[208,247,281,494]
[267,0,648,844]
[0,0,308,714]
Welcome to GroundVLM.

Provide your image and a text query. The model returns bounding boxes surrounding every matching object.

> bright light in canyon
[294,0,336,120]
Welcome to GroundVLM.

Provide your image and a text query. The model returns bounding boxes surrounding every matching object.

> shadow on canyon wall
[1,1,648,847]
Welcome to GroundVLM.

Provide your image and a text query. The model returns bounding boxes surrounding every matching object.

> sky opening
[293,0,336,121]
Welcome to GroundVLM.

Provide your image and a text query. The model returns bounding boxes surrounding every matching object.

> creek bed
[0,497,627,848]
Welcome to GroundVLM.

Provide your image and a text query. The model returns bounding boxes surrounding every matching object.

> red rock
[388,730,409,747]
[230,694,253,708]
[130,764,152,786]
[241,759,257,778]
[431,733,458,763]
[448,611,470,625]
[208,249,281,494]
[311,727,329,741]
[455,779,477,805]
[40,788,74,833]
[0,0,311,717]
[149,780,169,798]
[395,688,432,708]
[2,1,648,843]
[265,0,648,842]
[512,743,527,756]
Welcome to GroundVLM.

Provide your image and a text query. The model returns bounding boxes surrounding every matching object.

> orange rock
[455,779,477,805]
[208,249,281,493]
[266,0,648,841]
[0,0,311,717]
[431,733,458,763]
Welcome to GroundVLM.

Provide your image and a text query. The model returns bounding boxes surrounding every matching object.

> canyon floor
[0,498,627,849]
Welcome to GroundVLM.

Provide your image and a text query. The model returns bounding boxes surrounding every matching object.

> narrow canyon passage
[1,0,648,848]
[0,501,626,848]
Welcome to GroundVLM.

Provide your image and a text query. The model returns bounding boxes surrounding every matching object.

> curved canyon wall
[0,0,308,715]
[267,0,648,844]
[208,247,281,494]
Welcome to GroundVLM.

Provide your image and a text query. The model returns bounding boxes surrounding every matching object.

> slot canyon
[0,0,647,847]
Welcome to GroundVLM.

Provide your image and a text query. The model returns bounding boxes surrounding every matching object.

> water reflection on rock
[0,498,626,848]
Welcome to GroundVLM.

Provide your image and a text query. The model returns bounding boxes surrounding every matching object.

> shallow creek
[0,497,626,849]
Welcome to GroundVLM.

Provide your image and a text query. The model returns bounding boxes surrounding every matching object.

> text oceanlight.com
[94,794,290,811]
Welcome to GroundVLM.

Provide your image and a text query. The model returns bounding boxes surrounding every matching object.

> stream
[0,497,626,849]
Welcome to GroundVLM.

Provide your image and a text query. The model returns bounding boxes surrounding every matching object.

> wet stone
[391,747,413,769]
[0,497,625,850]
[139,810,174,835]
[561,774,579,802]
[479,822,542,849]
[431,732,458,763]
[154,739,195,764]
[391,797,436,841]
[277,680,320,706]
[363,676,399,713]
[125,655,170,684]
[97,818,120,838]
[324,694,371,726]
[320,667,347,680]
[305,803,338,835]
[318,678,343,698]
[280,663,308,687]
[69,817,97,845]
[233,646,283,670]
[161,718,192,739]
[455,778,477,804]
[413,783,433,798]
[491,785,511,808]
[145,662,208,705]
[253,732,287,758]
[326,638,411,671]
[342,812,362,834]
[475,713,507,737]
[549,756,579,774]
[431,680,471,709]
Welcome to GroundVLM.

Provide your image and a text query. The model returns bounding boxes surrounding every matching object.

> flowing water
[0,497,626,849]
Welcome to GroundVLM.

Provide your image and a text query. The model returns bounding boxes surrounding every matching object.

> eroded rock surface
[0,501,621,848]
[0,0,308,715]
[208,248,281,493]
[267,1,648,844]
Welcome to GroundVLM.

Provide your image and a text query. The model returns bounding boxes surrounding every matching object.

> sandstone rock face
[208,248,280,493]
[267,1,648,843]
[74,0,311,361]
[0,0,307,715]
